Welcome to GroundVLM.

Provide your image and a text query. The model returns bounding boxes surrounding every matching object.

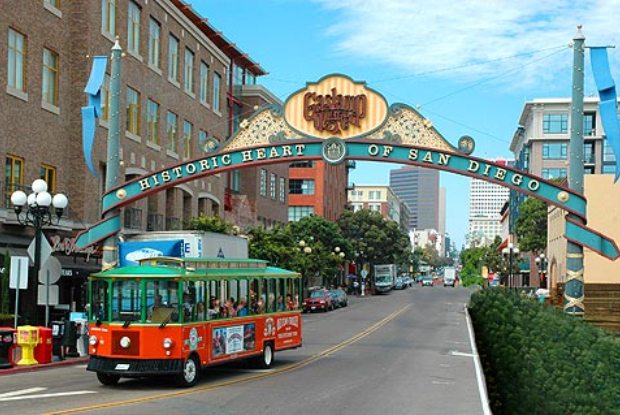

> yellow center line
[46,304,411,415]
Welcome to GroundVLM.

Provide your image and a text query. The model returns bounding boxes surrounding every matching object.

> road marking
[0,387,46,398]
[463,304,492,415]
[450,351,476,358]
[0,391,96,402]
[432,380,454,385]
[45,304,411,415]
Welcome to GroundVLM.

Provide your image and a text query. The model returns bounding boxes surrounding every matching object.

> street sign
[38,256,62,284]
[37,284,59,306]
[9,256,29,289]
[28,235,53,265]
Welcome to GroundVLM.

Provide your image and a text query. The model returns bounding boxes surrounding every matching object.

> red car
[302,289,334,313]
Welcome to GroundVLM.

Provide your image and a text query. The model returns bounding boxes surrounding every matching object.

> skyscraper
[467,159,510,247]
[389,166,440,231]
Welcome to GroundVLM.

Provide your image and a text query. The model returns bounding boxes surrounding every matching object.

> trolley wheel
[253,342,274,369]
[96,372,120,386]
[176,354,201,387]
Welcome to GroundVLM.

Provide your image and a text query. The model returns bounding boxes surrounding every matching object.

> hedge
[469,288,620,415]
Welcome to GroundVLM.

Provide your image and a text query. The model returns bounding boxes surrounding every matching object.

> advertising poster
[225,326,244,354]
[212,323,256,358]
[119,239,183,266]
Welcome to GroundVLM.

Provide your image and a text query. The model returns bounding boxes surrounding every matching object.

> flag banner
[590,47,620,181]
[81,56,108,176]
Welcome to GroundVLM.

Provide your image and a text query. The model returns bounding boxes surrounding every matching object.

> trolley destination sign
[75,74,619,262]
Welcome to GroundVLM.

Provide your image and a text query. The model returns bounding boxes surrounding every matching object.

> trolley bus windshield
[86,257,303,387]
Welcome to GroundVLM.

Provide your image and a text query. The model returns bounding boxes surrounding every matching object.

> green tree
[185,214,236,234]
[337,209,411,272]
[515,197,547,253]
[247,225,300,269]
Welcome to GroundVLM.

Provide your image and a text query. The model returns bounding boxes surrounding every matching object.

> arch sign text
[75,75,619,261]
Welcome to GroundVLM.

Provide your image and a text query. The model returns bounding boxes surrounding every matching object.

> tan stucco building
[547,175,620,289]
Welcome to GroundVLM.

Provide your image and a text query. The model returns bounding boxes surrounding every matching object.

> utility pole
[102,39,122,271]
[564,26,585,316]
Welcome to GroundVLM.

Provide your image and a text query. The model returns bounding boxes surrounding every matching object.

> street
[0,286,486,415]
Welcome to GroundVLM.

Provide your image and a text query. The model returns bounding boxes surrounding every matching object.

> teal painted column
[102,39,122,271]
[564,26,585,315]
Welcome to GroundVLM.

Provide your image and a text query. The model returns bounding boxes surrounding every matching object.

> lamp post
[298,240,312,292]
[535,253,548,289]
[502,243,520,288]
[332,247,346,287]
[10,179,68,326]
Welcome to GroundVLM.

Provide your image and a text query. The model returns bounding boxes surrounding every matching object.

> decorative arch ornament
[75,75,619,262]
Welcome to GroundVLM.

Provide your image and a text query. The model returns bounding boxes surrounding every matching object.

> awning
[497,238,508,252]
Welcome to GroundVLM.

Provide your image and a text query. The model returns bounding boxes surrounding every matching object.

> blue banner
[81,56,108,177]
[119,240,184,266]
[590,47,620,181]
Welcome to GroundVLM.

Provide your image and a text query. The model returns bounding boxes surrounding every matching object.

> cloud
[314,0,620,90]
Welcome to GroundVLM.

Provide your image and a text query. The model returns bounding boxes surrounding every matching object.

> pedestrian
[60,316,77,360]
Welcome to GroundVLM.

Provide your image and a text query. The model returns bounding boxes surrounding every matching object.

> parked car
[415,275,424,284]
[302,289,334,312]
[403,275,414,287]
[329,288,348,308]
[393,277,406,290]
[421,276,434,287]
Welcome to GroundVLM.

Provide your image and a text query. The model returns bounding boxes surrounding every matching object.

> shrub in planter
[469,288,620,415]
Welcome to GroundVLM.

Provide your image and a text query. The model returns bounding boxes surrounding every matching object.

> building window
[146,99,159,145]
[603,138,616,162]
[583,112,596,136]
[290,160,314,168]
[233,65,243,86]
[279,177,285,202]
[101,0,116,36]
[288,206,314,222]
[368,190,381,200]
[42,48,59,106]
[127,1,140,55]
[101,73,110,121]
[40,164,56,193]
[148,17,160,68]
[602,164,616,174]
[584,142,595,164]
[542,143,567,160]
[270,173,276,200]
[199,62,209,104]
[168,34,179,82]
[541,168,567,180]
[289,179,315,195]
[184,48,194,94]
[166,111,178,153]
[584,166,595,174]
[182,120,192,159]
[8,29,27,92]
[259,169,267,196]
[126,87,140,135]
[5,155,24,206]
[543,113,568,134]
[231,170,241,192]
[213,72,221,111]
[369,203,381,212]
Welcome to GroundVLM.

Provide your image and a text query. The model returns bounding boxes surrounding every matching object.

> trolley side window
[146,280,179,323]
[112,280,142,322]
[91,279,109,322]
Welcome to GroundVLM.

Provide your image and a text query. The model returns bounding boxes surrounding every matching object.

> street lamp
[332,247,346,287]
[535,253,548,289]
[11,179,68,326]
[502,243,520,288]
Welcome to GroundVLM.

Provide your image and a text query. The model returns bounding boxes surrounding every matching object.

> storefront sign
[49,234,98,261]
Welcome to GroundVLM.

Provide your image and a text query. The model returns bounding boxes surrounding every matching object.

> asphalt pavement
[0,285,489,415]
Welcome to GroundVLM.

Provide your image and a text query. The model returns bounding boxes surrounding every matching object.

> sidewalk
[0,356,89,376]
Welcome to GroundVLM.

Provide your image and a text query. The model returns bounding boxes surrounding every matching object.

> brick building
[0,0,284,321]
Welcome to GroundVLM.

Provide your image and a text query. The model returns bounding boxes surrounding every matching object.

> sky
[196,0,620,248]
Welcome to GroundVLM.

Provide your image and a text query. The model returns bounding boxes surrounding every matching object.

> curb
[0,357,89,376]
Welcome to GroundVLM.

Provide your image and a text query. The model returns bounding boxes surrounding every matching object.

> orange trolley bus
[86,257,303,387]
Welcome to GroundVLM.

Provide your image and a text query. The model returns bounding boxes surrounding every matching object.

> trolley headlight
[119,336,131,349]
[89,335,98,346]
[163,338,173,349]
